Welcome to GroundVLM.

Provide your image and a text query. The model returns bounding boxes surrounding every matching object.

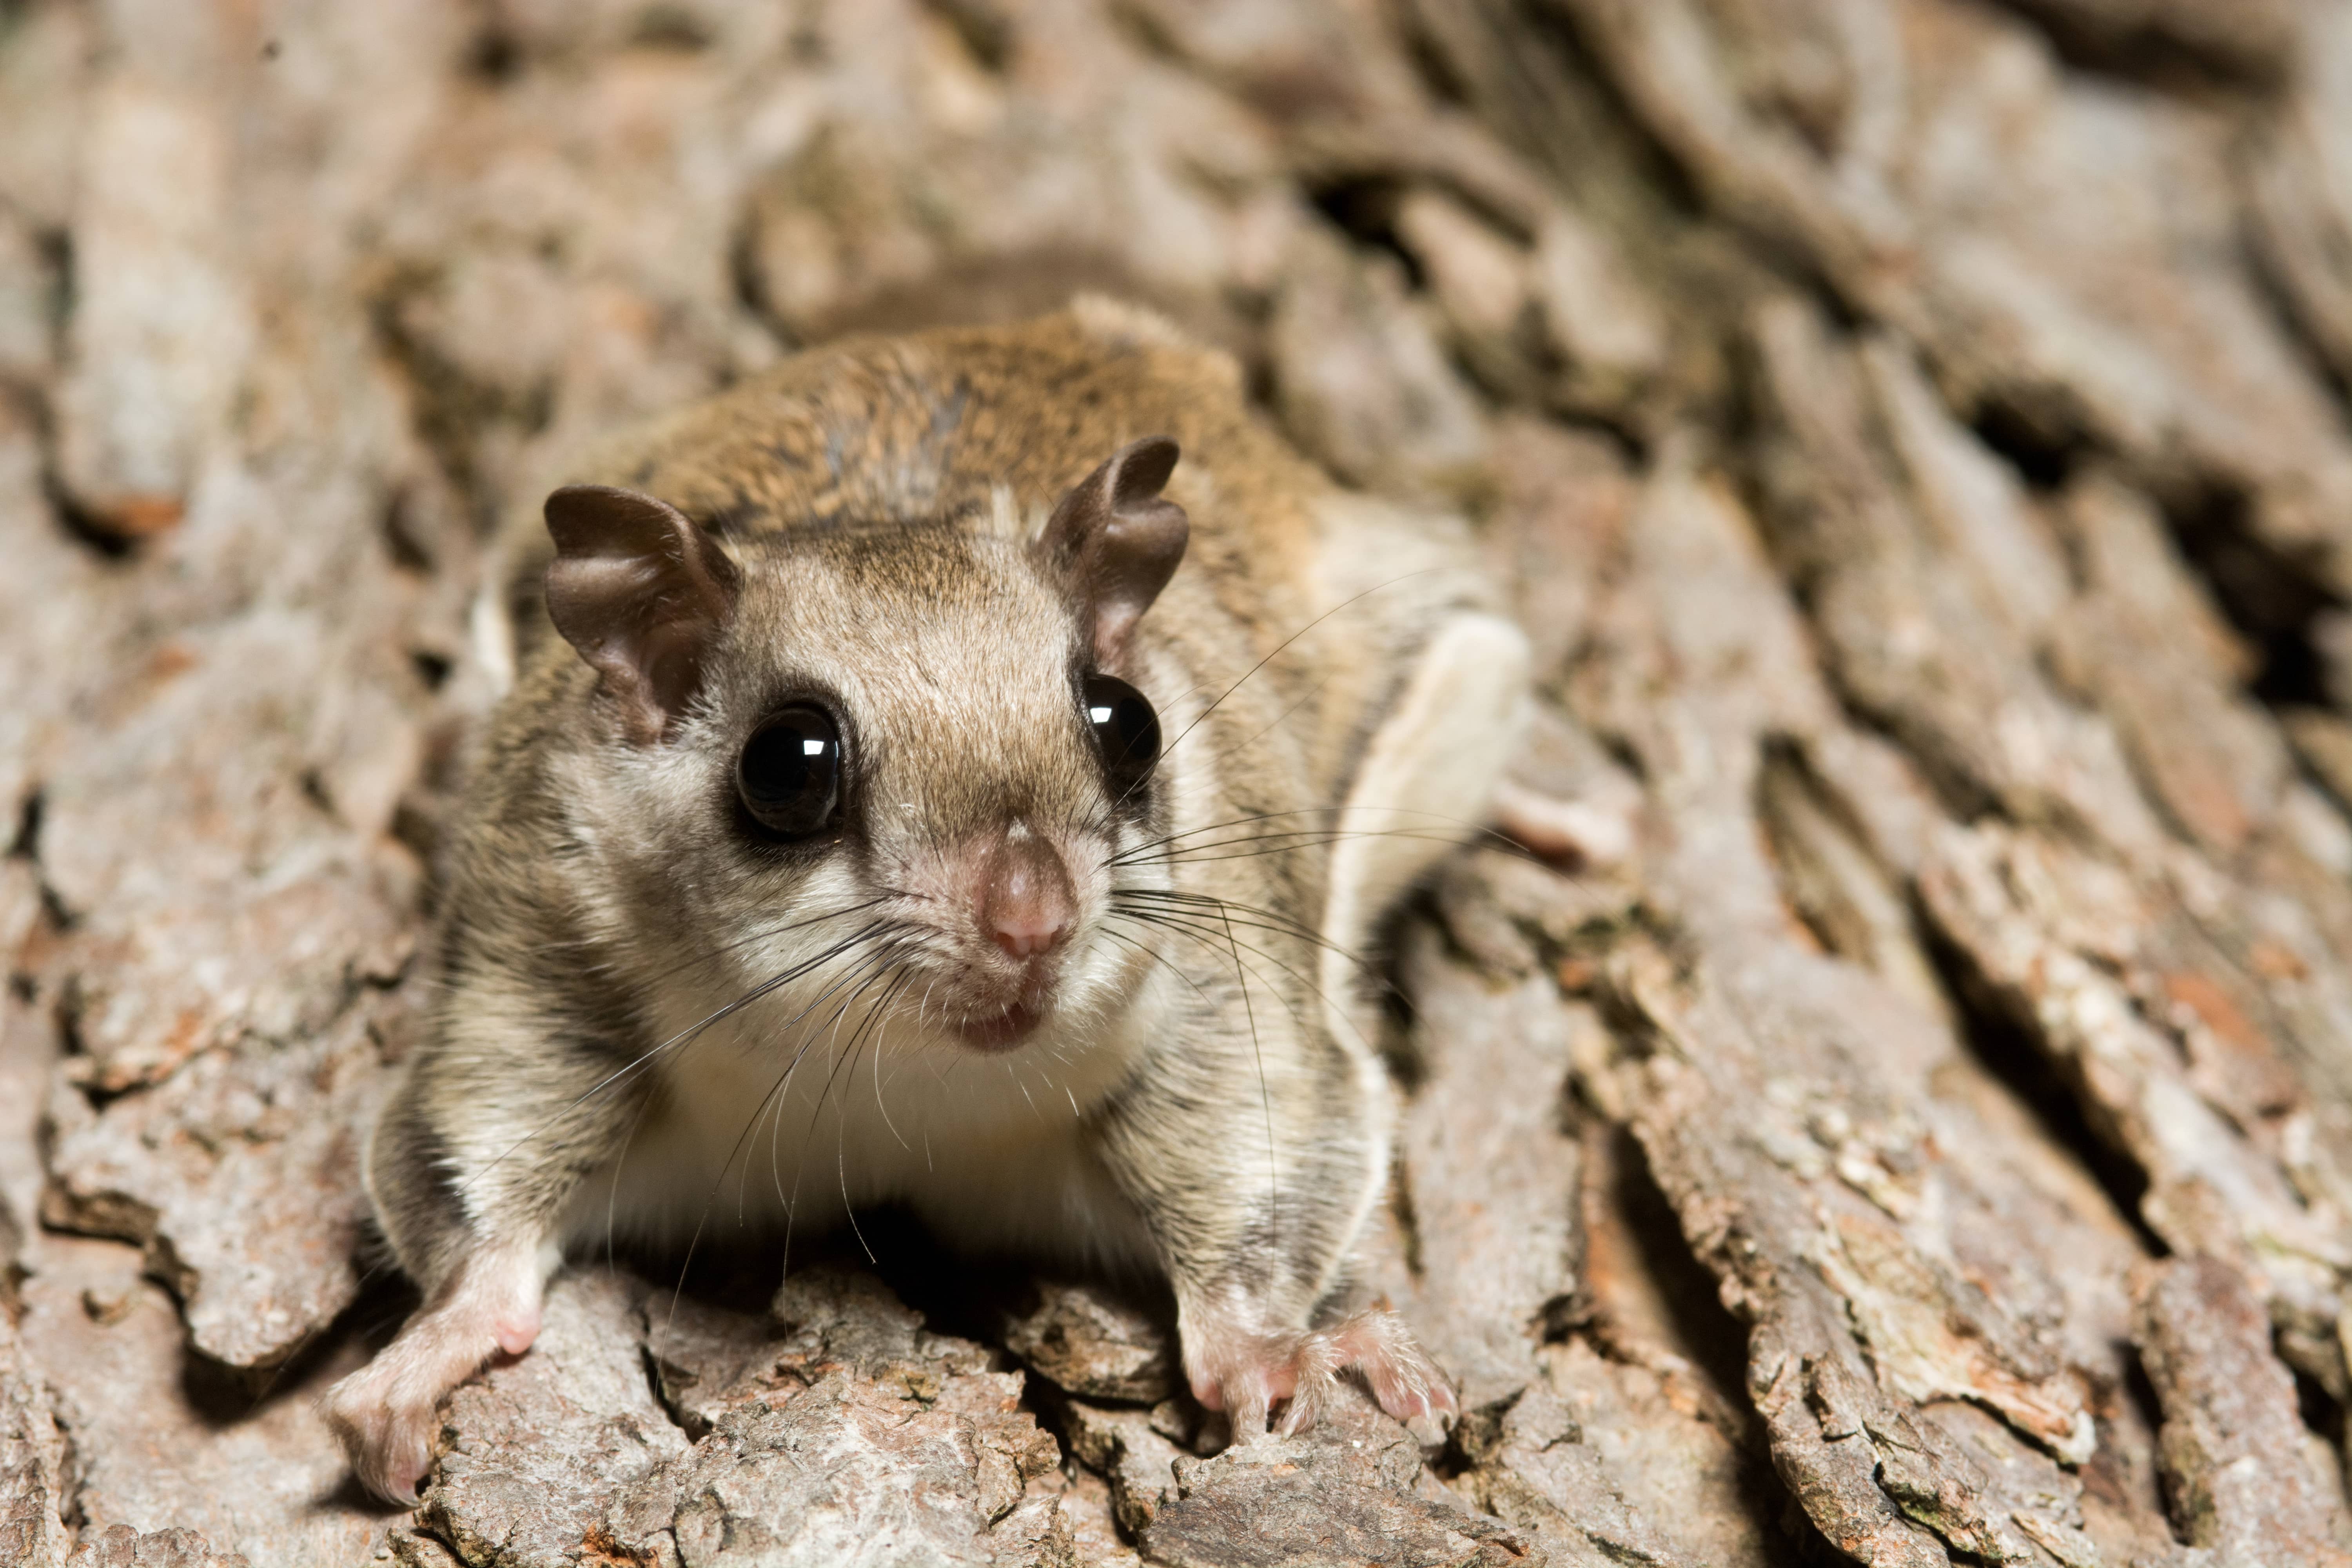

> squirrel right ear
[543,484,740,744]
[1036,437,1190,666]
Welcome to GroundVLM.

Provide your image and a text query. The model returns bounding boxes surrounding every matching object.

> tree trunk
[6,1,2352,1563]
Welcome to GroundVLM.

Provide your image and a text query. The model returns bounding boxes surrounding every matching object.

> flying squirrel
[328,298,1533,1503]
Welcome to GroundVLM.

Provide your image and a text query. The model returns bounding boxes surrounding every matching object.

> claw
[1186,1305,1452,1441]
[325,1362,440,1506]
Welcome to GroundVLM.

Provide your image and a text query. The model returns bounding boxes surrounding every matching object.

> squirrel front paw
[325,1357,445,1506]
[1185,1305,1455,1439]
[324,1255,544,1505]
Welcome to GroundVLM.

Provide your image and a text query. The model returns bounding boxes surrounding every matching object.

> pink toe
[491,1312,539,1357]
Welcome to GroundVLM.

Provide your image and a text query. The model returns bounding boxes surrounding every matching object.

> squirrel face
[537,441,1187,1057]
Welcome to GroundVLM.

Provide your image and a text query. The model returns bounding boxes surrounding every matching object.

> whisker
[1105,910,1316,1037]
[828,970,915,1265]
[1207,670,1340,769]
[873,995,912,1152]
[1116,887,1371,968]
[631,893,900,990]
[664,931,909,1330]
[1106,902,1380,1063]
[454,909,901,1203]
[1095,922,1220,1011]
[1111,803,1537,869]
[604,1093,654,1273]
[1109,806,1350,867]
[759,939,920,1232]
[1111,889,1412,1023]
[1004,1057,1040,1120]
[723,939,910,1221]
[1108,905,1289,1238]
[777,949,918,1270]
[1128,568,1440,808]
[1211,897,1280,1243]
[1131,824,1499,869]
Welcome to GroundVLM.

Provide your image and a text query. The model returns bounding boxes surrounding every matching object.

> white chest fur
[558,958,1175,1271]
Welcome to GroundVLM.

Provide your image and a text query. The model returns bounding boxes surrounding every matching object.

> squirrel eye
[1082,673,1159,797]
[737,704,844,839]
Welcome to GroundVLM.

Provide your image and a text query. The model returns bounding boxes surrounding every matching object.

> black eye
[737,704,844,839]
[1082,674,1159,798]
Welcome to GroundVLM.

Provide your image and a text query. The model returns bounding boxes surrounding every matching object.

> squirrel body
[330,300,1530,1503]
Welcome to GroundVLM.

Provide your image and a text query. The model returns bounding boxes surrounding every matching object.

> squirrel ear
[1037,436,1190,666]
[543,484,740,744]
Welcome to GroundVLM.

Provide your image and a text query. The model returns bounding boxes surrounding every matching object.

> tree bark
[5,0,2352,1563]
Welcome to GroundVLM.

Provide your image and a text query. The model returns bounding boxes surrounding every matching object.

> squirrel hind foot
[1186,1304,1455,1443]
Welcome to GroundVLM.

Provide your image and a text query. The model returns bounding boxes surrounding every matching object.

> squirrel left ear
[543,484,740,744]
[1036,436,1190,666]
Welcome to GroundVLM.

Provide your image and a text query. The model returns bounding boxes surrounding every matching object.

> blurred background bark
[6,0,2352,1563]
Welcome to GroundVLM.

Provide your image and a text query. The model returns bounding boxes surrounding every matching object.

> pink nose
[981,831,1076,959]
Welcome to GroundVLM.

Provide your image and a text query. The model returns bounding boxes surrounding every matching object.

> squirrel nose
[981,830,1076,959]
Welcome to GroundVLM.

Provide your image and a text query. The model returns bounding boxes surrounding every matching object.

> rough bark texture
[7,0,2352,1563]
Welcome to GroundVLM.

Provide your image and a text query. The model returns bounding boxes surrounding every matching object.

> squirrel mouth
[940,946,1065,1052]
[954,999,1044,1052]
